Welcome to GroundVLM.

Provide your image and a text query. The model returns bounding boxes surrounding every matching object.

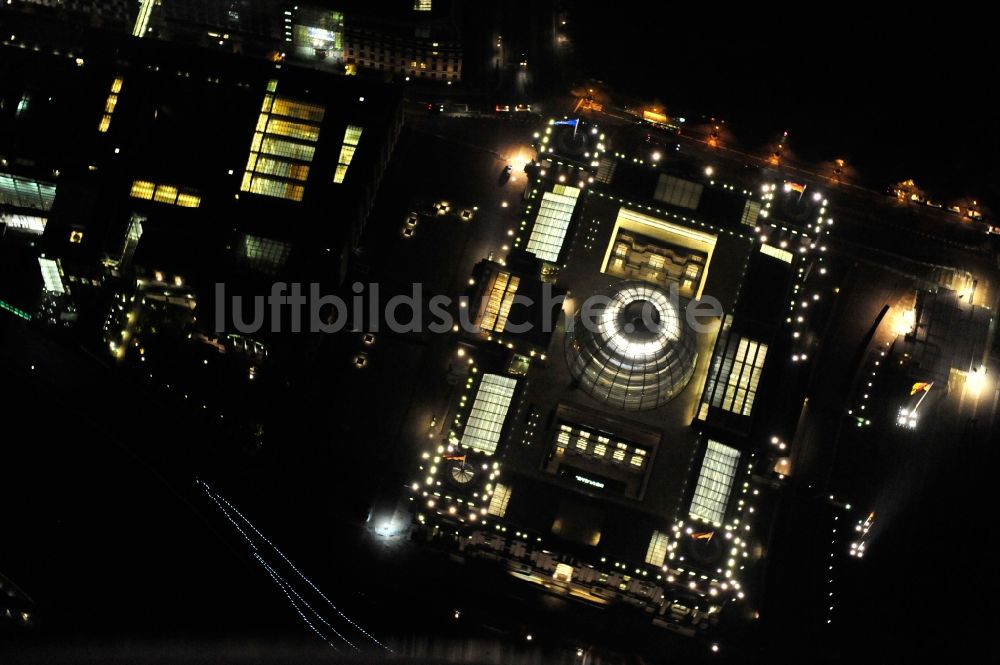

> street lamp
[898,381,933,428]
[967,365,987,396]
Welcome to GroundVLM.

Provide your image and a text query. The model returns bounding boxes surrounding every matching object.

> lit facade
[412,115,831,642]
[1,14,402,331]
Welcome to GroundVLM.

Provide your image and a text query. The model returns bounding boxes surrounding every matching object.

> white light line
[256,555,357,649]
[132,0,155,38]
[201,485,350,647]
[200,482,354,648]
[205,486,346,651]
[257,555,341,651]
[197,479,392,652]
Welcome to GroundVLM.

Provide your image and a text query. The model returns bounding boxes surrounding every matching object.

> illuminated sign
[574,475,605,489]
[292,8,344,63]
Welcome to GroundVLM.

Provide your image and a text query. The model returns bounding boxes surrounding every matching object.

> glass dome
[564,281,698,411]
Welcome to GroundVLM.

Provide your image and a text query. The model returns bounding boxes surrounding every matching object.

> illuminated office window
[270,98,326,123]
[176,192,201,208]
[525,184,580,262]
[249,176,304,202]
[1,172,57,210]
[740,199,761,227]
[460,373,517,455]
[333,124,363,184]
[648,253,665,269]
[130,180,155,200]
[239,234,291,275]
[242,80,323,201]
[414,0,433,11]
[645,530,670,567]
[261,137,316,162]
[488,483,511,517]
[98,77,124,133]
[38,257,65,294]
[689,440,740,524]
[153,184,179,204]
[760,243,793,263]
[129,180,200,208]
[253,156,310,181]
[701,320,770,421]
[480,271,520,333]
[553,425,643,465]
[267,118,321,142]
[714,338,768,416]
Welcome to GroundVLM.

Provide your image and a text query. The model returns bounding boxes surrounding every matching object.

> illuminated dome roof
[564,281,697,411]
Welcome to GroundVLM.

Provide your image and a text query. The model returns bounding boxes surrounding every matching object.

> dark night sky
[568,3,998,207]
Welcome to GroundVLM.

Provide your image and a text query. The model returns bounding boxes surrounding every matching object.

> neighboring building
[1,12,403,328]
[3,0,134,31]
[284,1,465,82]
[337,0,463,82]
[150,0,286,54]
[4,0,465,83]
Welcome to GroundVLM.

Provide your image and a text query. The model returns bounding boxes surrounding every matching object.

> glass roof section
[565,280,697,410]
